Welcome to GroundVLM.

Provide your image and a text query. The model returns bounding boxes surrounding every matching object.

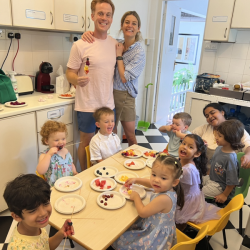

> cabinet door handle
[224,28,227,38]
[50,115,62,120]
[50,11,53,25]
[88,17,90,29]
[82,16,85,28]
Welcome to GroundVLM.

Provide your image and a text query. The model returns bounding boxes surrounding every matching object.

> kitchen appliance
[194,73,221,93]
[35,62,54,93]
[16,75,33,95]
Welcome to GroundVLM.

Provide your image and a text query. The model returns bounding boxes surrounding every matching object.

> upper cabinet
[54,0,85,32]
[0,0,12,26]
[12,0,55,29]
[231,0,250,28]
[85,0,95,31]
[204,0,237,42]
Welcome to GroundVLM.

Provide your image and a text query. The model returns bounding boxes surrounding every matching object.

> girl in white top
[192,103,250,169]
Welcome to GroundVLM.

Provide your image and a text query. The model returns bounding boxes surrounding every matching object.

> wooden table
[49,145,152,250]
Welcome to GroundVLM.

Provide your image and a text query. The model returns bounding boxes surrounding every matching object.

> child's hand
[125,178,136,187]
[60,219,74,237]
[175,130,183,138]
[215,193,227,203]
[48,147,58,157]
[129,190,140,200]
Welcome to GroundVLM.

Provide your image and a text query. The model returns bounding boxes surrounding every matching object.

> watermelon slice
[95,179,100,186]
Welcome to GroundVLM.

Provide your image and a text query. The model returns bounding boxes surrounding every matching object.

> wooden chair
[85,145,92,169]
[170,225,209,250]
[187,194,244,249]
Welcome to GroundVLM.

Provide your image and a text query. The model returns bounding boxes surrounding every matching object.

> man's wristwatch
[116,56,123,60]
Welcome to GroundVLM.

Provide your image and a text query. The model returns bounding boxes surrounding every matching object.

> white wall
[199,30,250,85]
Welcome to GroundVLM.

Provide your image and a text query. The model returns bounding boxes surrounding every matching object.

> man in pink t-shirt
[66,0,117,171]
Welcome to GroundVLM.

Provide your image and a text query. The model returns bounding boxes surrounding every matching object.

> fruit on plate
[95,179,100,187]
[10,101,25,105]
[121,149,138,157]
[128,190,132,195]
[126,161,135,167]
[119,175,128,182]
[60,93,72,97]
[144,151,157,158]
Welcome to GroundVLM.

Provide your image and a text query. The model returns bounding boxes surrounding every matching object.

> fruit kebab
[84,57,90,74]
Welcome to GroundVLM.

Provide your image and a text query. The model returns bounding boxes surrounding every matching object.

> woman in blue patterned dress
[112,154,184,250]
[82,11,146,146]
[36,121,78,186]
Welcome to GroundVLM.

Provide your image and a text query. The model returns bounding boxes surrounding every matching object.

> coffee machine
[35,62,54,93]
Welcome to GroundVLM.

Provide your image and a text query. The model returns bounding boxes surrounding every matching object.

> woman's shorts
[113,89,136,127]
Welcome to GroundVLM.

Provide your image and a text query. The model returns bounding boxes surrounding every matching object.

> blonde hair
[120,11,142,42]
[91,0,115,15]
[173,112,192,126]
[40,120,68,145]
[93,107,114,122]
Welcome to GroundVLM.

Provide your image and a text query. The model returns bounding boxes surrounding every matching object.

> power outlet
[69,34,82,42]
[6,29,18,39]
[0,29,6,40]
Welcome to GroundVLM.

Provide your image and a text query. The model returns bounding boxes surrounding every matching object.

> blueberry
[99,172,102,175]
[103,167,106,170]
[67,222,73,226]
[97,170,100,173]
[106,172,109,175]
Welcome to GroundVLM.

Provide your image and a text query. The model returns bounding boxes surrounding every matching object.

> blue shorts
[77,109,116,133]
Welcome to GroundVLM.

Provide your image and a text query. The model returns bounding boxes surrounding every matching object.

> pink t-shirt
[67,36,117,112]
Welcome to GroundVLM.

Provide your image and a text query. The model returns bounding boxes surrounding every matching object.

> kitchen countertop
[0,92,75,119]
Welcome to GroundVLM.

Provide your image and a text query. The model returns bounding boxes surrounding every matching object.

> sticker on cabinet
[63,14,78,23]
[212,16,228,22]
[26,10,46,20]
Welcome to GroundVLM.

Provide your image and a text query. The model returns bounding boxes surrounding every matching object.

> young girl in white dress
[111,154,184,250]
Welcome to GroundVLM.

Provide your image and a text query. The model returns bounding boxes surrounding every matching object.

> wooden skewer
[62,217,104,220]
[65,141,82,148]
[63,206,75,250]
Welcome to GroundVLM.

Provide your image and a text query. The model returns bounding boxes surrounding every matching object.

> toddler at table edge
[159,112,192,157]
[3,174,74,250]
[36,120,78,187]
[111,154,184,250]
[89,107,122,164]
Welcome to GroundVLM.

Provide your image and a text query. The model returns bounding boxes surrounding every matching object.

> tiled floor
[0,123,249,250]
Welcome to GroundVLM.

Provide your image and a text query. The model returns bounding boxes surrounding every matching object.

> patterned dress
[112,191,177,250]
[43,148,74,187]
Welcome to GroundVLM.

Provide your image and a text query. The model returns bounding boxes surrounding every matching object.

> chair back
[171,225,209,250]
[85,145,91,169]
[235,152,250,198]
[35,170,46,180]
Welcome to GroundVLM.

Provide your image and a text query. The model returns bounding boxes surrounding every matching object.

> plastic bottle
[8,71,18,99]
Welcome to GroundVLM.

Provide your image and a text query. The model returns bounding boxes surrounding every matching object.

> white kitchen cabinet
[54,0,85,32]
[204,0,237,42]
[85,0,95,32]
[231,0,250,28]
[11,0,55,30]
[0,112,38,212]
[0,0,12,26]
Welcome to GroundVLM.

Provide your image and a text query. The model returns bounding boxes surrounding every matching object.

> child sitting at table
[202,119,244,204]
[3,174,74,250]
[111,154,184,250]
[89,107,122,164]
[36,120,78,187]
[159,112,192,157]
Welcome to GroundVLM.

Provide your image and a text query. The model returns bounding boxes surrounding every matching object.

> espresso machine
[35,62,54,93]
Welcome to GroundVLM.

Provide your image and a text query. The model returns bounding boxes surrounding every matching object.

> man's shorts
[77,109,116,133]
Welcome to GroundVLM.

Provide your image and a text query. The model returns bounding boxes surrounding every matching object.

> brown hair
[91,0,115,15]
[173,112,192,126]
[93,107,114,122]
[217,119,245,150]
[153,154,184,210]
[120,11,142,42]
[40,120,68,145]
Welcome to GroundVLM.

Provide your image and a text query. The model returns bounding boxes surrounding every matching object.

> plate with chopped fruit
[97,191,126,210]
[123,159,146,170]
[121,148,142,158]
[58,93,75,99]
[54,176,82,192]
[90,177,117,192]
[94,166,118,178]
[5,101,27,108]
[114,171,139,184]
[119,184,146,200]
[0,106,3,111]
[143,150,158,159]
[146,158,156,168]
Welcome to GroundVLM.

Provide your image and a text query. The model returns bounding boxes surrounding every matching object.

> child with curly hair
[36,120,78,186]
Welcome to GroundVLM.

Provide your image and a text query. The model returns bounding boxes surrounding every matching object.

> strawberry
[131,161,135,165]
[107,186,111,189]
[144,151,150,156]
[100,180,106,185]
[95,179,100,187]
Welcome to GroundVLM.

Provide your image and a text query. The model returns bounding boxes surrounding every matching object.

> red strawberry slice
[131,161,135,165]
[95,179,100,187]
[107,186,111,189]
[100,180,106,185]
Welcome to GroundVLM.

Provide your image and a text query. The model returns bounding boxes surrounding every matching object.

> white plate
[142,150,158,159]
[5,101,27,108]
[119,184,147,200]
[121,149,142,158]
[54,176,82,192]
[94,166,118,178]
[0,106,3,111]
[139,175,154,191]
[146,158,156,168]
[123,159,146,170]
[97,191,126,210]
[90,177,117,192]
[114,171,139,184]
[58,94,75,99]
[54,194,86,214]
